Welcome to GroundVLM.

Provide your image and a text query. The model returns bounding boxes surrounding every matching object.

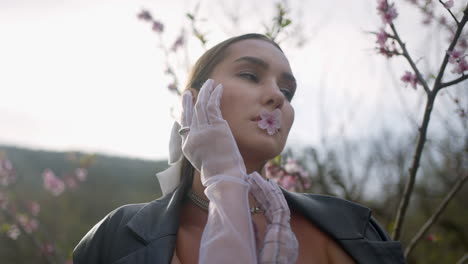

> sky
[0,0,464,161]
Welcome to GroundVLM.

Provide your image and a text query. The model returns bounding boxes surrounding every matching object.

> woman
[73,33,406,264]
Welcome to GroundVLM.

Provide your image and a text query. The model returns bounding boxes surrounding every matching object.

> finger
[206,83,224,123]
[194,79,214,126]
[181,90,193,129]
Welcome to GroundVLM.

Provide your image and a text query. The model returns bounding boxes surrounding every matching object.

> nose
[263,81,285,109]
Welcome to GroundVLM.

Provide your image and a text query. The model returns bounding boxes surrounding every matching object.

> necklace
[187,189,264,214]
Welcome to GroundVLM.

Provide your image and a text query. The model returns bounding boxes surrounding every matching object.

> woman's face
[209,39,296,163]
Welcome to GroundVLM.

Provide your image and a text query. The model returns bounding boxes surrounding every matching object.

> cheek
[283,106,295,133]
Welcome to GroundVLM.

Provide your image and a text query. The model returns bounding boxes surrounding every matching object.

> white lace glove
[180,79,256,264]
[247,172,299,264]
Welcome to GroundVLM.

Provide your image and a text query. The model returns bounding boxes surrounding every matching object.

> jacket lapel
[283,190,405,264]
[121,183,186,264]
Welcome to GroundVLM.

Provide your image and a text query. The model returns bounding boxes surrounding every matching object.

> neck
[190,163,266,207]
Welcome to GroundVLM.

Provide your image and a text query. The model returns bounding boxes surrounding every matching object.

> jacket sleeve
[73,213,114,264]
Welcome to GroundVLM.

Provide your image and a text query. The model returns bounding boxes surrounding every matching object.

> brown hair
[179,33,283,191]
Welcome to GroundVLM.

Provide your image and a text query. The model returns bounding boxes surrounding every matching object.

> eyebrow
[234,56,297,86]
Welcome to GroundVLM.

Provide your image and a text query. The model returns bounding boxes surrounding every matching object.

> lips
[251,116,261,122]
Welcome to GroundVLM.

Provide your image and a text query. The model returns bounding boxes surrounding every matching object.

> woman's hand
[180,79,247,185]
[247,172,299,264]
[180,79,257,263]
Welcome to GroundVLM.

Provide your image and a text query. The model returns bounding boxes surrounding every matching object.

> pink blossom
[18,215,39,233]
[279,175,296,191]
[28,201,40,216]
[444,0,454,9]
[41,243,55,255]
[258,109,281,135]
[152,21,164,33]
[42,169,65,196]
[137,10,153,21]
[64,175,78,190]
[401,71,418,89]
[75,168,88,181]
[0,191,7,209]
[0,158,16,186]
[448,49,463,64]
[7,224,20,240]
[376,29,389,48]
[284,158,301,174]
[451,57,468,74]
[377,0,398,24]
[171,32,185,52]
[167,83,178,93]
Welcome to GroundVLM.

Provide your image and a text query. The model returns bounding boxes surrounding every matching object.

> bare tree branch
[456,253,468,264]
[438,0,460,25]
[404,173,468,257]
[439,74,468,89]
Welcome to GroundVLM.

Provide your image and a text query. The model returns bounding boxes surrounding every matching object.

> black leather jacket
[73,184,406,264]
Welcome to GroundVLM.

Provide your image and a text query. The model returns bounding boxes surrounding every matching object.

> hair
[179,33,284,192]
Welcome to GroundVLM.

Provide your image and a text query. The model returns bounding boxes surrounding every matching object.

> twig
[438,0,460,25]
[388,23,431,94]
[434,4,468,92]
[456,253,468,264]
[439,74,468,89]
[0,207,57,264]
[404,173,468,257]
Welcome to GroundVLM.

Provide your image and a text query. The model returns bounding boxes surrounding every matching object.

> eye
[238,72,259,82]
[280,88,294,102]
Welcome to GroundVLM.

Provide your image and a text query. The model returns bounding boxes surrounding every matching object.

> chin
[240,136,285,162]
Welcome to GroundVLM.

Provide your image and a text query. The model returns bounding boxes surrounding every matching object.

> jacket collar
[126,182,371,244]
[282,190,371,240]
[126,182,185,244]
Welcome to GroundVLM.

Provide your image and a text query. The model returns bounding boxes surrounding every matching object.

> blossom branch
[391,2,468,241]
[388,22,431,93]
[434,4,468,91]
[0,207,57,264]
[439,74,468,88]
[438,0,460,25]
[404,173,468,258]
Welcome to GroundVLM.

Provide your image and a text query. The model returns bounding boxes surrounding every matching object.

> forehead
[221,39,292,72]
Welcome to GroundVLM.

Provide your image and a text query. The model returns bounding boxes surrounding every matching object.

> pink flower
[7,224,20,240]
[444,0,454,9]
[257,109,281,135]
[401,71,418,89]
[28,201,40,216]
[284,158,301,174]
[448,49,463,64]
[18,215,39,233]
[42,169,65,196]
[0,191,8,209]
[137,10,153,21]
[41,243,55,255]
[64,175,78,190]
[171,32,185,52]
[377,0,398,24]
[167,83,178,93]
[75,168,88,181]
[451,57,468,74]
[0,158,16,186]
[279,175,296,191]
[152,21,164,33]
[376,29,389,48]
